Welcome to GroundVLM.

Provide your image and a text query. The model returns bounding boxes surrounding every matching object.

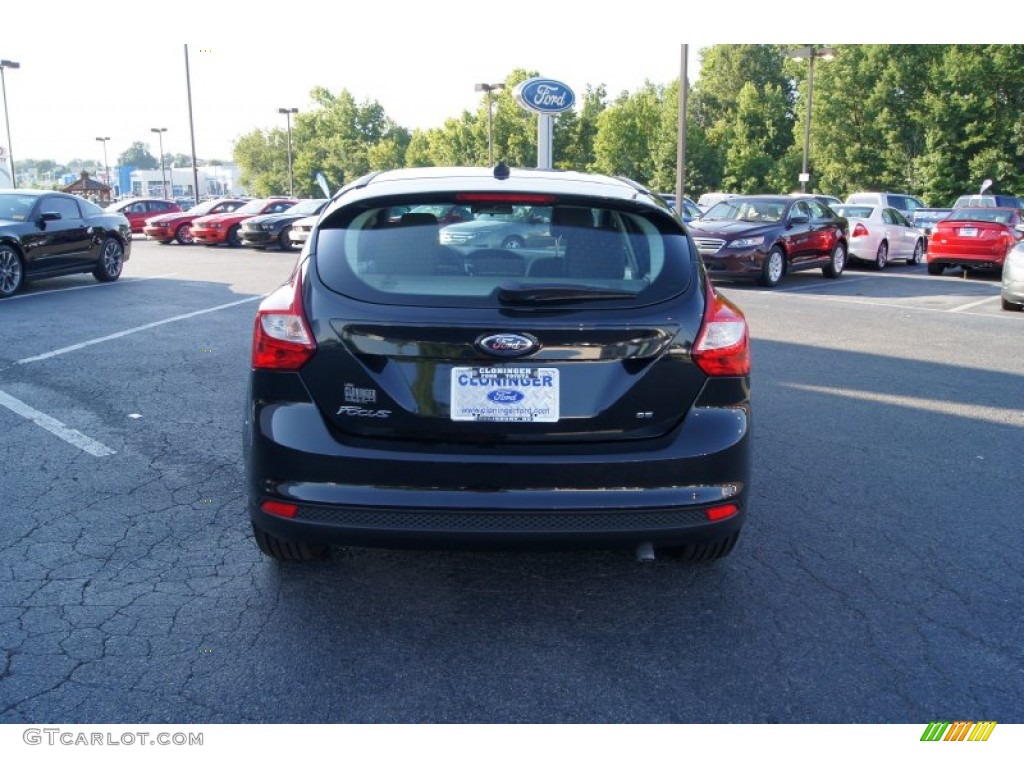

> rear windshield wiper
[497,284,638,304]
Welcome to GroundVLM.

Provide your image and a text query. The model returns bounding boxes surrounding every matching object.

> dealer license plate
[450,367,559,422]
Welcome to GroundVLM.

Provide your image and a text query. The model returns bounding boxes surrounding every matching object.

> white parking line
[2,273,178,301]
[16,295,263,364]
[950,295,999,312]
[0,389,116,457]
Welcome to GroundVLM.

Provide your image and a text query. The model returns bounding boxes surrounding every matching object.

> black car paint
[0,191,132,298]
[243,168,751,560]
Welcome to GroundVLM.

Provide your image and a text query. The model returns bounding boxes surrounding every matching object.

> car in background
[0,190,132,298]
[953,194,1022,209]
[658,193,703,222]
[289,214,318,249]
[926,207,1024,275]
[239,198,328,251]
[407,203,473,225]
[792,193,842,209]
[244,166,750,563]
[143,197,247,245]
[191,198,298,247]
[687,194,849,287]
[439,205,553,250]
[1002,239,1024,311]
[108,197,181,233]
[911,208,953,248]
[845,191,926,217]
[697,192,736,212]
[833,203,925,269]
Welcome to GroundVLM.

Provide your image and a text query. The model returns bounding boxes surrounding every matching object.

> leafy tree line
[230,45,1024,207]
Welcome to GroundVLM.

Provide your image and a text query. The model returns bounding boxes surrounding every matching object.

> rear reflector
[706,503,739,521]
[692,281,750,376]
[261,500,298,518]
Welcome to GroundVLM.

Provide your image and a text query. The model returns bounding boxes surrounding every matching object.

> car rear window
[313,196,694,308]
[947,208,1017,224]
[834,205,874,219]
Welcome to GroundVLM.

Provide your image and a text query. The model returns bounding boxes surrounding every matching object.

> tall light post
[788,46,835,193]
[1,59,21,189]
[95,136,111,194]
[184,45,201,206]
[475,82,505,166]
[278,107,298,197]
[151,127,168,199]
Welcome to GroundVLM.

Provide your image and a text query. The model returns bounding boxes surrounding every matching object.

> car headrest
[399,212,438,227]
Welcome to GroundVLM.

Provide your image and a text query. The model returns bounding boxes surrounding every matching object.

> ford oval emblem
[477,333,539,358]
[513,78,576,115]
[487,390,525,404]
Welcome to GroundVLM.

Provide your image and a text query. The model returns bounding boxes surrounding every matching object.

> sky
[0,4,1014,169]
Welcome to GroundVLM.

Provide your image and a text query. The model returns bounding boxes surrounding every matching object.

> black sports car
[0,190,132,298]
[239,199,328,251]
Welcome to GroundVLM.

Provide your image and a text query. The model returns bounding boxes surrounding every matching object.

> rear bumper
[245,382,751,550]
[927,248,1007,270]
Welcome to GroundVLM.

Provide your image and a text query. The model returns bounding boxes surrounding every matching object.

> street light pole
[278,107,298,197]
[1,59,21,189]
[151,127,168,199]
[95,136,111,196]
[788,46,835,193]
[475,82,505,166]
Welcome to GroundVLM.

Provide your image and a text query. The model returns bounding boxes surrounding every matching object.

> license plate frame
[959,227,978,237]
[450,366,560,422]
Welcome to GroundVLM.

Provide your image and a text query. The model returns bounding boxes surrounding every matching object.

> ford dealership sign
[514,78,575,115]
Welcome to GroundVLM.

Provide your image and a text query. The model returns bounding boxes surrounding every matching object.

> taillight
[252,273,316,370]
[851,223,869,238]
[692,281,750,376]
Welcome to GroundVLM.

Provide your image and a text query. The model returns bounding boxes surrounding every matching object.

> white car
[832,204,926,269]
[1002,240,1024,311]
[289,214,318,249]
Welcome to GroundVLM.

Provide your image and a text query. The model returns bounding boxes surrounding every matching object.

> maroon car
[108,198,181,234]
[143,198,247,245]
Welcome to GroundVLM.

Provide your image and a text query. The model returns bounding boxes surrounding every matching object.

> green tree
[591,82,665,185]
[118,141,158,169]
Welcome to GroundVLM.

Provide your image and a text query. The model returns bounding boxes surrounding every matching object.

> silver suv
[845,192,926,215]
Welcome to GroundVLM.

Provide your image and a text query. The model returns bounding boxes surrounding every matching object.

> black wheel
[0,244,25,298]
[1002,296,1022,311]
[175,223,194,245]
[908,239,924,265]
[157,240,173,245]
[758,246,785,287]
[927,262,945,276]
[227,224,242,247]
[252,524,328,562]
[823,241,846,278]
[92,238,124,282]
[501,235,525,250]
[874,240,888,270]
[660,532,740,563]
[278,227,294,251]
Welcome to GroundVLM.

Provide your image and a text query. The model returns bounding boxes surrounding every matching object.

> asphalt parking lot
[1,240,1021,723]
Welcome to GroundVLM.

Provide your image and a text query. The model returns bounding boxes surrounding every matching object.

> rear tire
[1003,296,1022,311]
[252,524,328,562]
[823,241,846,278]
[92,238,124,282]
[660,532,740,563]
[175,223,194,245]
[874,241,888,270]
[927,262,945,276]
[227,224,242,248]
[908,239,923,265]
[279,227,294,251]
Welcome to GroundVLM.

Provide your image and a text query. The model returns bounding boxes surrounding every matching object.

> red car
[143,198,247,245]
[926,207,1024,275]
[191,198,298,247]
[108,198,182,233]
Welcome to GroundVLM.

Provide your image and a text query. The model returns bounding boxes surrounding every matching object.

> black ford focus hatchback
[244,166,751,562]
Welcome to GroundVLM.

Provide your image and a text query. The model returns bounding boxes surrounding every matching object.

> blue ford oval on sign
[514,78,575,115]
[488,390,526,404]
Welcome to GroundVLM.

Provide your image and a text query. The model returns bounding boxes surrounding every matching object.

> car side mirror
[37,211,62,226]
[788,214,809,225]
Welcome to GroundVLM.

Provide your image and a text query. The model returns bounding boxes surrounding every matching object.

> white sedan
[833,204,926,269]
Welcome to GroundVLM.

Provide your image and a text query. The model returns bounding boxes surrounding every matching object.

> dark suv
[244,166,751,563]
